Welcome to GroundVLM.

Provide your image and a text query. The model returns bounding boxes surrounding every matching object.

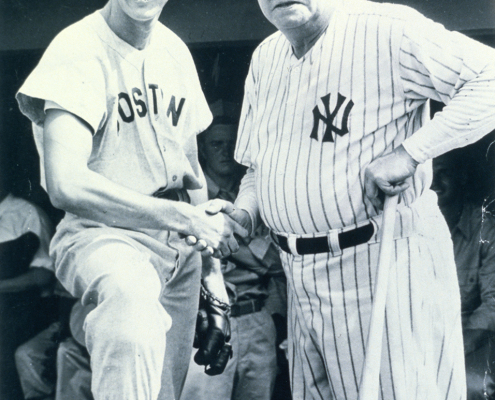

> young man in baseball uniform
[203,0,495,399]
[16,0,247,399]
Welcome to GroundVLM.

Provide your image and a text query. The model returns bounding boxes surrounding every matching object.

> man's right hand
[186,200,252,258]
[187,200,249,258]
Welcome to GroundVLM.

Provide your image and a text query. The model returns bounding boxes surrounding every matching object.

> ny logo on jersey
[310,92,354,143]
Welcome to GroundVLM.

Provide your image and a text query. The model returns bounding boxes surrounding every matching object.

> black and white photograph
[1,1,495,399]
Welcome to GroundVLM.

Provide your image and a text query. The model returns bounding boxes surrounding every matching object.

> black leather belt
[275,223,374,255]
[230,299,264,317]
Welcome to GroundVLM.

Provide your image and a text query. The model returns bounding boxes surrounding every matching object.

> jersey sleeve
[16,26,107,133]
[235,57,258,168]
[235,167,261,234]
[398,16,495,163]
[234,58,262,230]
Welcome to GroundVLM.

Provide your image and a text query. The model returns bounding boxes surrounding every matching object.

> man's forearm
[235,167,260,234]
[49,166,203,234]
[401,61,495,164]
[201,256,229,304]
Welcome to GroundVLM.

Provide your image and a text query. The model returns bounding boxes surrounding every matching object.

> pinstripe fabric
[235,1,495,235]
[236,5,429,234]
[281,205,465,400]
[233,0,495,398]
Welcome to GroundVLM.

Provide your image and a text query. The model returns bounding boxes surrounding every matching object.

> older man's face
[257,0,323,31]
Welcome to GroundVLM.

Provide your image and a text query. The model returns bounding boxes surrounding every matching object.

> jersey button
[162,146,166,152]
[172,175,177,182]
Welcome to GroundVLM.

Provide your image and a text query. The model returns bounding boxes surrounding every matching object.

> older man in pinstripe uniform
[186,0,495,399]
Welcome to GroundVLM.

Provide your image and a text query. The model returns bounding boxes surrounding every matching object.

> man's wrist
[399,143,421,167]
[231,208,253,236]
[202,258,229,304]
[168,201,199,236]
[396,144,419,168]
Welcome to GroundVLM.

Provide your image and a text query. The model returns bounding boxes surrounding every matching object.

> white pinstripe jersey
[235,0,495,236]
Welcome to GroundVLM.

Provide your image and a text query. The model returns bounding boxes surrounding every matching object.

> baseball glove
[193,285,233,376]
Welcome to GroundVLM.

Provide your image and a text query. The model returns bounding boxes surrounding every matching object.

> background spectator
[0,144,56,399]
[432,147,495,400]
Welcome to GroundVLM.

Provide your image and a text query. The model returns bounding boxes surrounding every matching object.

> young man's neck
[101,3,156,50]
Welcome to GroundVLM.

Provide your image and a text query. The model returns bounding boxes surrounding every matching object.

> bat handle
[358,194,399,400]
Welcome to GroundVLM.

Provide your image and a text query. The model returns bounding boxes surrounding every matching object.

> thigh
[60,236,165,305]
[52,228,176,301]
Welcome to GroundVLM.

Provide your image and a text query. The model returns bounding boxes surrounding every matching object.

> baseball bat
[358,194,399,400]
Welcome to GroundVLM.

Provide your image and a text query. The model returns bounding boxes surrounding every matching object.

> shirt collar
[205,173,221,199]
[204,173,239,201]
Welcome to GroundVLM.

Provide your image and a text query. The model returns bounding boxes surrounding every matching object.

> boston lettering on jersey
[310,92,354,143]
[117,83,185,126]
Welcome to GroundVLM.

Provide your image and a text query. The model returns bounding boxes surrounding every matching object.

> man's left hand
[364,145,419,209]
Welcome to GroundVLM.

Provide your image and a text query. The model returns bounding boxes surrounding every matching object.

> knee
[86,262,163,308]
[85,311,167,362]
[84,280,170,353]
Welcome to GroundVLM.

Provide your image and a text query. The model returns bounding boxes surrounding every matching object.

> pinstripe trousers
[281,204,466,400]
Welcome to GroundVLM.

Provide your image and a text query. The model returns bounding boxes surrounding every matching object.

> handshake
[185,199,252,258]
